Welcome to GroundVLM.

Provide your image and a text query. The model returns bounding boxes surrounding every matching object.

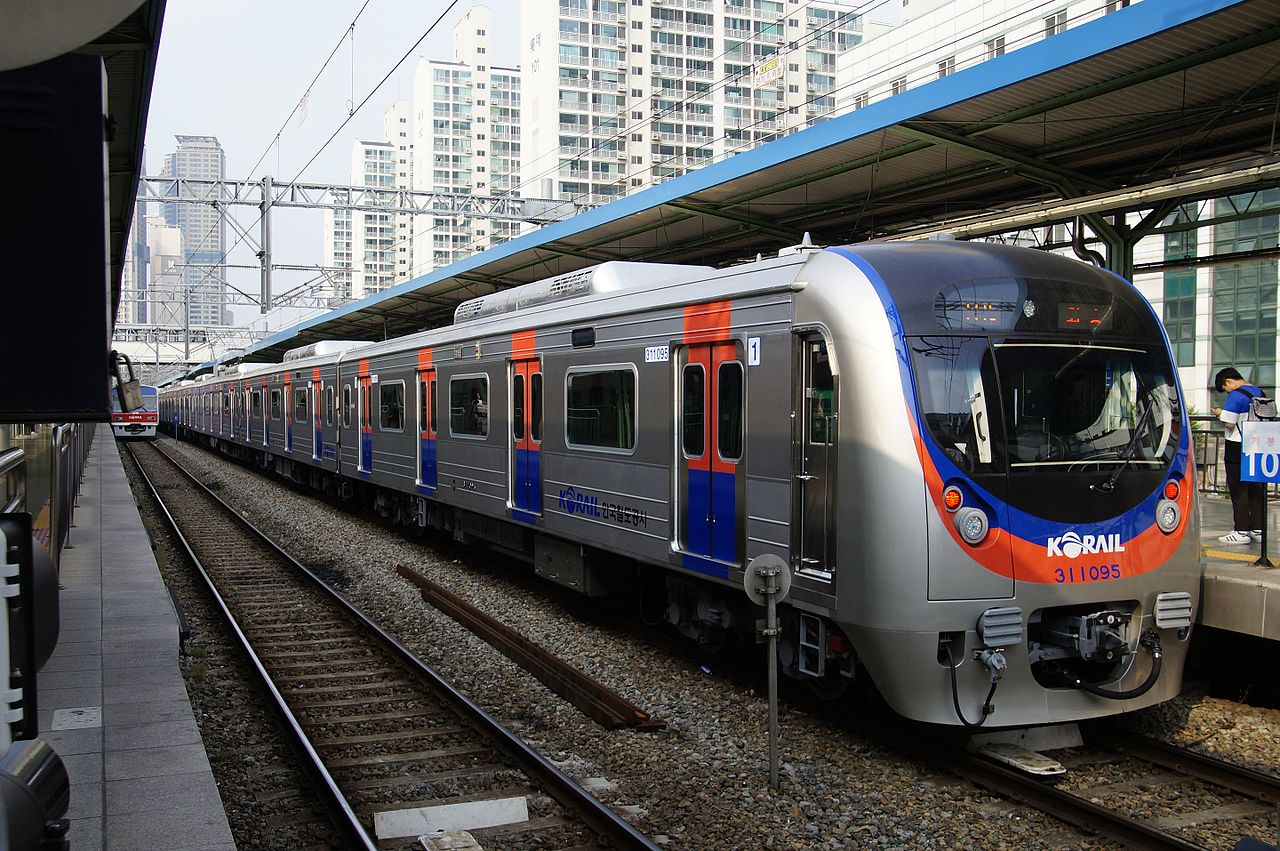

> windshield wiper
[1090,399,1152,494]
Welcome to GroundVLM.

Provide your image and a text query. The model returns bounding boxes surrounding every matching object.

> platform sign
[1240,421,1280,482]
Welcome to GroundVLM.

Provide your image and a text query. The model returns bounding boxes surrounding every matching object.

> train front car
[808,241,1198,728]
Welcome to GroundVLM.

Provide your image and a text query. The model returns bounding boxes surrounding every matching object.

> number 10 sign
[1240,421,1280,483]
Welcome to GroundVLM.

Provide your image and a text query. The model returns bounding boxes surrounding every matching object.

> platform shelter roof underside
[237,0,1280,366]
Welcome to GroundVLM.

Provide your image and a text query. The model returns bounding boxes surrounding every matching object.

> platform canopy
[240,0,1279,365]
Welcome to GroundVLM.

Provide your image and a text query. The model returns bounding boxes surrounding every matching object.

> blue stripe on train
[687,468,711,557]
[711,469,736,563]
[681,553,730,580]
[512,447,541,523]
[419,437,437,491]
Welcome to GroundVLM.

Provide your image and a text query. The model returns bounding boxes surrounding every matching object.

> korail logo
[1046,531,1126,559]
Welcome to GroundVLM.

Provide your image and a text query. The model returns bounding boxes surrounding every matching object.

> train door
[794,335,837,577]
[283,375,293,453]
[340,380,354,470]
[318,369,338,465]
[241,383,251,441]
[509,354,542,522]
[312,369,323,462]
[256,378,266,445]
[677,341,743,564]
[357,360,372,474]
[416,350,437,490]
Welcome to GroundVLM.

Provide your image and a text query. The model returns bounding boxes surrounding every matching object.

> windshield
[910,338,1180,473]
[994,344,1177,468]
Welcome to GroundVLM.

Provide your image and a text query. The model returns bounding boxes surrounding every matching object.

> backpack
[1242,387,1278,422]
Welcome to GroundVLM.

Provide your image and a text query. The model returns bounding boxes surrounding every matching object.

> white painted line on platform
[374,796,529,840]
[51,706,102,730]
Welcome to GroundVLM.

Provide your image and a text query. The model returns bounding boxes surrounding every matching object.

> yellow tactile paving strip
[1203,546,1279,564]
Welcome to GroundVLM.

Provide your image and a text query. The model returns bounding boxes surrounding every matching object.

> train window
[807,341,834,445]
[909,337,1001,472]
[430,379,438,434]
[718,361,744,461]
[380,381,405,431]
[270,389,281,420]
[294,388,308,422]
[450,375,489,438]
[992,343,1177,468]
[682,364,705,457]
[512,373,525,440]
[223,392,230,415]
[531,373,543,442]
[324,386,334,427]
[419,379,428,433]
[567,366,637,451]
[342,385,352,428]
[251,391,263,417]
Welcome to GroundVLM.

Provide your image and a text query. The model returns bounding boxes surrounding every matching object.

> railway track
[127,440,660,851]
[895,720,1280,851]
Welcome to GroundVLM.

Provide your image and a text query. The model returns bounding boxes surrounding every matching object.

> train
[111,384,158,438]
[160,240,1199,729]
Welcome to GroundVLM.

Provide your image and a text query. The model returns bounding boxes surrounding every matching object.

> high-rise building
[412,5,522,274]
[324,101,414,301]
[160,135,227,326]
[836,0,1137,111]
[146,219,186,327]
[119,199,148,324]
[518,0,862,206]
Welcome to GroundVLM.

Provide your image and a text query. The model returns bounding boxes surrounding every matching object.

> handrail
[0,447,25,514]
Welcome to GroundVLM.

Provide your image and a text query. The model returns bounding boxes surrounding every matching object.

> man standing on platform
[1210,366,1266,545]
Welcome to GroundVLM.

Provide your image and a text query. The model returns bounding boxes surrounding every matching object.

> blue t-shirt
[1220,384,1261,443]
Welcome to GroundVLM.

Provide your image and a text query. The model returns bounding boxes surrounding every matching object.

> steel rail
[857,714,1204,851]
[125,441,376,850]
[1087,725,1280,805]
[131,440,661,851]
[396,563,665,731]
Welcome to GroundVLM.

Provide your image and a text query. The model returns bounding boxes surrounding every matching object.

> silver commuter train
[161,241,1199,728]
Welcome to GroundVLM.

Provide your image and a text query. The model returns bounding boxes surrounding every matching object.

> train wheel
[807,671,849,700]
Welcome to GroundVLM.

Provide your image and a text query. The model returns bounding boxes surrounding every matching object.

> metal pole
[261,175,273,313]
[1256,486,1273,567]
[763,567,780,791]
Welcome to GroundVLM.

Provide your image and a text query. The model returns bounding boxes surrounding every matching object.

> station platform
[1198,492,1280,641]
[37,424,234,850]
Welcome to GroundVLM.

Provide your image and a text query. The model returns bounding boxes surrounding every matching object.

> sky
[144,0,521,330]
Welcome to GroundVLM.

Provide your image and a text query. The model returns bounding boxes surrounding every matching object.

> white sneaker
[1219,531,1254,545]
[1253,531,1265,542]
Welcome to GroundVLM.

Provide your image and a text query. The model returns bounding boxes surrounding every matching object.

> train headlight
[953,506,989,545]
[1155,499,1181,533]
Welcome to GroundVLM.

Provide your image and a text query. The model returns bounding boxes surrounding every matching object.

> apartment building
[412,5,523,273]
[836,0,1135,111]
[323,101,414,301]
[519,0,865,206]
